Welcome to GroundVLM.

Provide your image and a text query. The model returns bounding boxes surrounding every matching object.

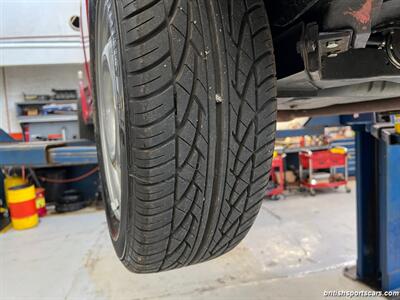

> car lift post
[353,122,400,292]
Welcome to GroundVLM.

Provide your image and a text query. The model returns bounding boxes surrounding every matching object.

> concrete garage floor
[1,182,382,300]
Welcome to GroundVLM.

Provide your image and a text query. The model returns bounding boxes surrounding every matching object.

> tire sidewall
[92,0,130,260]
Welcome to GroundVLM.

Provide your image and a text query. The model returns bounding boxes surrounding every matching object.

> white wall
[0,0,89,132]
[0,1,87,133]
[0,0,85,66]
[1,0,80,38]
[0,64,83,133]
[0,68,9,132]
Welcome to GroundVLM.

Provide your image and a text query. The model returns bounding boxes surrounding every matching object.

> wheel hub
[97,29,122,220]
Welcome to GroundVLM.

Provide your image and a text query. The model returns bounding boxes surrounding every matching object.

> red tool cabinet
[299,148,351,196]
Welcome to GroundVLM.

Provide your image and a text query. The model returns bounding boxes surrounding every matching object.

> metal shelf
[18,114,78,124]
[16,100,78,105]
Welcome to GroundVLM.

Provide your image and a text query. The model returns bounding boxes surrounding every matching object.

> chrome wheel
[96,6,122,221]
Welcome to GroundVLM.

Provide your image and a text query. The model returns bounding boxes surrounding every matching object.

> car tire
[59,193,82,204]
[93,0,277,273]
[56,201,88,213]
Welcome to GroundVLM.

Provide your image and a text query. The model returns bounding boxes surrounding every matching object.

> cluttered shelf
[16,89,80,141]
[17,90,78,118]
[17,89,78,124]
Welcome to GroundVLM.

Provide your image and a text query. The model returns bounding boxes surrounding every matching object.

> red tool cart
[299,147,351,196]
[267,153,286,200]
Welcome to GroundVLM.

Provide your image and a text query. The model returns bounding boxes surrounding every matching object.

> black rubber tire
[56,201,87,213]
[59,193,82,204]
[93,0,277,273]
[63,189,80,196]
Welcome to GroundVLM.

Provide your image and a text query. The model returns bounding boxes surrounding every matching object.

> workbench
[0,129,99,214]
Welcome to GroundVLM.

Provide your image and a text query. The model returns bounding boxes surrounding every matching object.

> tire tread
[114,0,276,272]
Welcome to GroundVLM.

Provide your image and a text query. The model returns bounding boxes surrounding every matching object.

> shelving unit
[16,99,79,141]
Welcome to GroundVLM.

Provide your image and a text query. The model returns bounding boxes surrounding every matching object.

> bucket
[35,188,47,217]
[7,184,38,230]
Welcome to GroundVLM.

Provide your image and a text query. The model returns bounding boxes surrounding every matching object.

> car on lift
[81,0,400,273]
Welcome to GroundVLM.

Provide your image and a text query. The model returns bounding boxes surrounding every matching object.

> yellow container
[4,176,27,203]
[330,147,347,155]
[7,184,38,230]
[395,114,400,135]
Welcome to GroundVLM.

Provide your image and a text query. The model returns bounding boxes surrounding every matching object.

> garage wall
[0,64,83,133]
[0,0,84,66]
[0,69,10,132]
[0,0,86,134]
